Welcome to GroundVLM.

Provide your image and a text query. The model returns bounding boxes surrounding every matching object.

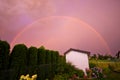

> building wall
[66,51,89,75]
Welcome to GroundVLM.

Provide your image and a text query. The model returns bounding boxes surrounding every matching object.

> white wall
[66,51,89,75]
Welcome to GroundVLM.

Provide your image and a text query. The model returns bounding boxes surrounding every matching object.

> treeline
[0,40,61,80]
[90,53,116,60]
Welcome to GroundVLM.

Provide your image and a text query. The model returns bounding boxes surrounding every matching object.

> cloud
[0,0,54,18]
[0,0,55,41]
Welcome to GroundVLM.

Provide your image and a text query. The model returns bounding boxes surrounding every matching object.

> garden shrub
[74,69,84,78]
[91,67,105,79]
[64,63,84,78]
[102,67,111,74]
[89,62,96,68]
[53,74,69,80]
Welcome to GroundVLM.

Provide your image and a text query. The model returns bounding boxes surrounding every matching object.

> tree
[10,44,28,68]
[54,51,59,64]
[98,54,104,60]
[104,54,112,60]
[37,46,46,79]
[90,54,97,60]
[55,55,66,74]
[28,46,38,66]
[45,50,52,64]
[27,46,38,76]
[37,46,46,65]
[9,44,28,79]
[0,40,10,70]
[116,51,120,59]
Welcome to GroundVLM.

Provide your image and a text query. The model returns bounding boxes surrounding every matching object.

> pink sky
[0,0,120,55]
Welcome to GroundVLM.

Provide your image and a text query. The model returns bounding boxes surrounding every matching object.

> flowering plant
[19,74,37,80]
[91,67,105,79]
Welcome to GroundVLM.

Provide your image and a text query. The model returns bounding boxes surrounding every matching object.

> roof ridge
[64,48,90,55]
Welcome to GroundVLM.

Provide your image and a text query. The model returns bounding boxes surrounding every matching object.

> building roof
[64,48,90,56]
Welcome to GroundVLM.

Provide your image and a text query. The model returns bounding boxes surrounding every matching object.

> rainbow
[10,16,111,54]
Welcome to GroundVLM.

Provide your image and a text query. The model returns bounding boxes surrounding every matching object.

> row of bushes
[0,40,60,80]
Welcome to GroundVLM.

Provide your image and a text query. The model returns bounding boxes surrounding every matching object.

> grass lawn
[106,71,120,80]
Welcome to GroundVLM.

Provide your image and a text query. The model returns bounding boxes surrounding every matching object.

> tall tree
[45,50,51,64]
[0,40,10,70]
[37,46,46,65]
[28,46,38,66]
[37,46,46,80]
[116,51,120,59]
[10,44,28,68]
[9,44,28,79]
[27,46,38,75]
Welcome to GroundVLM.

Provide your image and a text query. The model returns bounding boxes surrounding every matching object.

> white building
[65,48,90,75]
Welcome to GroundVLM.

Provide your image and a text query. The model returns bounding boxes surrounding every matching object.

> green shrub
[64,63,84,78]
[53,74,69,80]
[103,67,111,74]
[89,63,96,68]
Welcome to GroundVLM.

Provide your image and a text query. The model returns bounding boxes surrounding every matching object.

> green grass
[106,71,120,80]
